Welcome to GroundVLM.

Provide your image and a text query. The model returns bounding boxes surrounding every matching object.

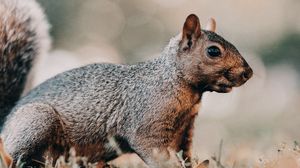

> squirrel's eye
[207,46,221,58]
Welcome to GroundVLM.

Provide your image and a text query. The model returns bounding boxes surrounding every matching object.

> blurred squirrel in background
[0,0,252,167]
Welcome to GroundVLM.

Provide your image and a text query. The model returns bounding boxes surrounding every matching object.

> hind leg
[1,103,64,167]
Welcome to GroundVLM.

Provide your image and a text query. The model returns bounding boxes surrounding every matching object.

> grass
[1,139,300,168]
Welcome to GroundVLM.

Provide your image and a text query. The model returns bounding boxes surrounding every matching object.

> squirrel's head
[177,14,253,93]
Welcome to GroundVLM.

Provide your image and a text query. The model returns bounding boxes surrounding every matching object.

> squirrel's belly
[69,136,132,163]
[72,143,118,162]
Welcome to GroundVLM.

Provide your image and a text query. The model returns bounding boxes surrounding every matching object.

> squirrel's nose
[241,67,253,81]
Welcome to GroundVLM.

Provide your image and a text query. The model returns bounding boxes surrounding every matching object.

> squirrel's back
[0,0,50,128]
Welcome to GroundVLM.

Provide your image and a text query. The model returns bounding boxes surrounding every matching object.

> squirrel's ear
[205,17,216,32]
[181,14,201,51]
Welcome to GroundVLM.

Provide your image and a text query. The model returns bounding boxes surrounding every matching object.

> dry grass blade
[211,140,226,168]
[194,160,209,168]
[0,138,12,168]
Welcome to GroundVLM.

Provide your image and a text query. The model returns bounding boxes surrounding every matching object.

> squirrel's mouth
[200,72,247,93]
[210,84,233,93]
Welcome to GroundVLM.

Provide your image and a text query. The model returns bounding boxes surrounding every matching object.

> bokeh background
[33,0,300,167]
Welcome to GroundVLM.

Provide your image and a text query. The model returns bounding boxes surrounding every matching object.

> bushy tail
[0,0,50,128]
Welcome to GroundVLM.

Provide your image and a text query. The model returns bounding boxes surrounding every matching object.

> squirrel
[0,0,253,167]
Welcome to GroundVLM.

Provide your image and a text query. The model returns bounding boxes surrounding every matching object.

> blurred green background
[34,0,300,166]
